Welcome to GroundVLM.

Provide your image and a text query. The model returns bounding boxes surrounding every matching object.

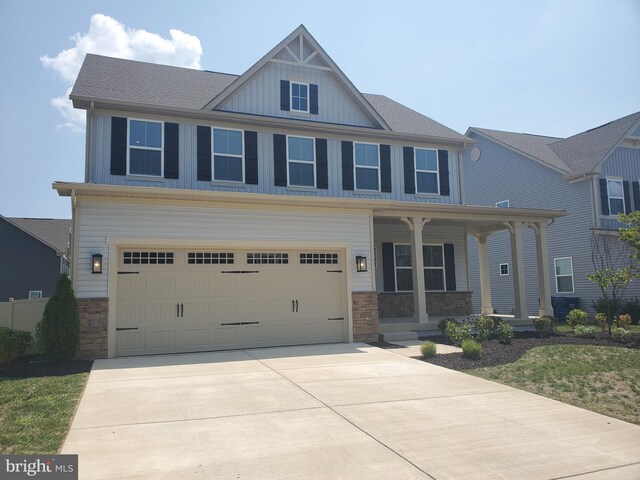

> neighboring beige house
[55,25,563,359]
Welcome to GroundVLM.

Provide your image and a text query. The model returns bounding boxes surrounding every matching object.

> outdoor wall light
[355,256,368,273]
[91,253,103,274]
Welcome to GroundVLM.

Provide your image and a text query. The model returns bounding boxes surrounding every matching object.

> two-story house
[464,112,640,319]
[55,25,563,358]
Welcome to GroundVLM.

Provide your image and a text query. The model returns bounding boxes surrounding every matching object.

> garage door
[115,249,347,356]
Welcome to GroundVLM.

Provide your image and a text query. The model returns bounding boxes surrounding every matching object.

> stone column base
[77,298,108,360]
[352,292,379,342]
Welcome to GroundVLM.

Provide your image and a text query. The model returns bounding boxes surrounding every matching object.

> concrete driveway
[62,343,640,479]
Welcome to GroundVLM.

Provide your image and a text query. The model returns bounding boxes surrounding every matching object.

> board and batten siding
[74,201,374,298]
[372,221,469,293]
[89,114,461,204]
[464,132,619,315]
[217,62,376,128]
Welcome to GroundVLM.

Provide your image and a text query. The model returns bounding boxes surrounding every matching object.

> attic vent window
[291,82,309,112]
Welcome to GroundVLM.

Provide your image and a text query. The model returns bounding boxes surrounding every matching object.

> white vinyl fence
[0,297,49,333]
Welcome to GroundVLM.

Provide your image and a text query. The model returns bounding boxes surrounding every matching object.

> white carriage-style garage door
[115,248,347,356]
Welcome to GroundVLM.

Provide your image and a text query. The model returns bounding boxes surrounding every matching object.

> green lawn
[555,323,640,333]
[469,344,640,425]
[0,373,89,454]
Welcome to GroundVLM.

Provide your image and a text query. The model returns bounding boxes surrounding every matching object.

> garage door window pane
[247,253,289,264]
[123,252,174,264]
[188,252,234,264]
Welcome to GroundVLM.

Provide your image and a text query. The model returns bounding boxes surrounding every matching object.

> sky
[0,0,638,219]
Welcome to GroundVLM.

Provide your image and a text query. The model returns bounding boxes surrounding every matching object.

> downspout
[70,189,79,291]
[85,102,94,182]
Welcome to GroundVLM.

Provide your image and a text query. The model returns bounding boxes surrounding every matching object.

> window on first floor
[415,148,439,194]
[607,178,625,215]
[354,142,380,191]
[288,136,315,187]
[393,244,446,292]
[213,128,244,182]
[554,257,574,293]
[128,119,163,176]
[499,263,510,276]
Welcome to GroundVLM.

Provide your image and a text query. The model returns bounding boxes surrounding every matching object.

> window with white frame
[607,178,625,215]
[354,143,380,191]
[499,263,510,276]
[554,257,574,293]
[28,290,42,299]
[415,148,439,194]
[213,128,244,182]
[496,200,510,208]
[290,82,309,112]
[423,245,445,291]
[287,136,315,187]
[394,244,413,291]
[128,119,163,176]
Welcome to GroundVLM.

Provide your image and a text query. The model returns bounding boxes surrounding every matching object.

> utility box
[551,296,580,322]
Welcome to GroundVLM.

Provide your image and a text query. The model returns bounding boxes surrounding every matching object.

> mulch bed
[371,331,639,371]
[0,355,93,378]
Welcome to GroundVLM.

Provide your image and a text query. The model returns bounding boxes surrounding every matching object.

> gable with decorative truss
[206,25,389,130]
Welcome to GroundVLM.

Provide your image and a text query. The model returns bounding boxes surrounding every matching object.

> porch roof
[53,182,566,232]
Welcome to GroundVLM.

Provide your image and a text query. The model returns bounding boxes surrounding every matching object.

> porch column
[531,222,552,316]
[473,233,494,315]
[507,221,529,319]
[401,217,429,323]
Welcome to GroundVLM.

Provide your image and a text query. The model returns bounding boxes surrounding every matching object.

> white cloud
[41,14,203,132]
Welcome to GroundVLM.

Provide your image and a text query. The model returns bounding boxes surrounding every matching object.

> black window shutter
[110,117,127,176]
[444,243,456,291]
[623,181,631,214]
[164,122,179,179]
[599,178,610,215]
[633,181,640,211]
[310,84,319,115]
[382,242,396,292]
[315,138,328,189]
[244,131,258,185]
[197,126,212,182]
[380,144,392,193]
[280,80,290,111]
[342,141,354,191]
[403,146,415,194]
[273,134,287,186]
[438,150,450,196]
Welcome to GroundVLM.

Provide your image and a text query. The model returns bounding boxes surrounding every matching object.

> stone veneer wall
[352,292,379,342]
[77,298,108,360]
[378,291,473,318]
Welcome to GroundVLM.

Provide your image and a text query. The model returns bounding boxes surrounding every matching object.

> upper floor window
[291,82,309,112]
[129,119,162,176]
[287,136,315,187]
[496,200,510,208]
[29,290,42,299]
[607,179,625,215]
[355,143,380,191]
[554,257,574,293]
[415,148,439,194]
[213,128,244,182]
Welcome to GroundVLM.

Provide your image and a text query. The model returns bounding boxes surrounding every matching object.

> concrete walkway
[62,343,640,479]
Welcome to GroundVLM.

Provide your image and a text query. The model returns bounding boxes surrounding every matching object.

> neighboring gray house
[464,111,640,318]
[54,25,562,358]
[0,215,71,301]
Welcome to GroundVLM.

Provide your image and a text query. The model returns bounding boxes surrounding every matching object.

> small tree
[38,274,79,362]
[586,232,633,335]
[619,211,640,265]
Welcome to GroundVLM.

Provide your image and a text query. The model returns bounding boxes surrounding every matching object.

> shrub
[445,321,473,346]
[594,313,607,333]
[573,325,596,338]
[0,327,33,364]
[496,321,513,344]
[622,298,640,325]
[461,339,483,360]
[611,327,631,344]
[420,341,437,358]
[37,274,80,363]
[488,316,503,330]
[474,315,496,342]
[592,298,620,318]
[566,309,588,330]
[438,317,457,335]
[615,314,631,331]
[533,315,555,338]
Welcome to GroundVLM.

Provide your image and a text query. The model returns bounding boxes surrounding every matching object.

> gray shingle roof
[6,217,71,254]
[471,111,640,175]
[71,54,466,141]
